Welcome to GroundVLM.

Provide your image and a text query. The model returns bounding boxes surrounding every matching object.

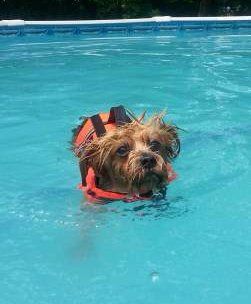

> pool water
[0,30,251,304]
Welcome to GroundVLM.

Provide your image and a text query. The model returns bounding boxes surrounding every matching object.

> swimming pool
[0,24,251,304]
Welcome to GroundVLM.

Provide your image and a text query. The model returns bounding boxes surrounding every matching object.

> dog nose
[140,154,157,169]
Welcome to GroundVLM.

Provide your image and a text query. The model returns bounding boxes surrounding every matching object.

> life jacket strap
[90,114,106,137]
[79,160,88,187]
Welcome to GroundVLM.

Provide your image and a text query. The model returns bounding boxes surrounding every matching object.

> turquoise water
[0,30,251,304]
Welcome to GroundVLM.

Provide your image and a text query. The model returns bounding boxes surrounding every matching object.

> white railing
[0,16,251,27]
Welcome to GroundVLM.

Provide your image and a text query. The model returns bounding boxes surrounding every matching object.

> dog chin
[131,171,166,195]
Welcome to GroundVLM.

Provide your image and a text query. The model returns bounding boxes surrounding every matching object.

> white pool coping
[1,16,251,27]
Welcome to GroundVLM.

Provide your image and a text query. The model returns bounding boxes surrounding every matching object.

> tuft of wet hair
[146,113,180,159]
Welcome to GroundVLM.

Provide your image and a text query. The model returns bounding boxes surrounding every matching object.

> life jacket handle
[89,105,132,139]
[107,105,132,126]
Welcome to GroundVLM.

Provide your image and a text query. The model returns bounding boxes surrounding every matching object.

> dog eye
[149,140,161,152]
[116,145,129,157]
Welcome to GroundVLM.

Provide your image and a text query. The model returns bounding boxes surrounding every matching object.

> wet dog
[72,108,180,202]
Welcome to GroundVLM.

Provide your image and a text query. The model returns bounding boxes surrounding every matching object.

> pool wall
[0,16,251,36]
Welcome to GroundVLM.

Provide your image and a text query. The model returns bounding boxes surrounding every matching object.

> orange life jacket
[73,106,177,203]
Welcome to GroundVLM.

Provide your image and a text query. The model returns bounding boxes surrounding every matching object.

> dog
[72,106,180,203]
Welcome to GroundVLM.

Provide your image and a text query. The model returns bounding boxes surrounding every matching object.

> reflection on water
[80,194,189,220]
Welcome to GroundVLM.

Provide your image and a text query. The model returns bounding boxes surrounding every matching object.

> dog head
[79,114,180,196]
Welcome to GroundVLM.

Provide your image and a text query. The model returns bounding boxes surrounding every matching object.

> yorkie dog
[72,106,180,203]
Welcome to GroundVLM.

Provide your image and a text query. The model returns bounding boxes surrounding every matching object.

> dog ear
[149,114,180,159]
[80,138,112,178]
[78,149,105,186]
[164,125,180,159]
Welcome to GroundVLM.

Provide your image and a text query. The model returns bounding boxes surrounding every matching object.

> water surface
[0,30,251,304]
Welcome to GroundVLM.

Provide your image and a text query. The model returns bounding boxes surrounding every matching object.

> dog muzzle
[78,163,177,204]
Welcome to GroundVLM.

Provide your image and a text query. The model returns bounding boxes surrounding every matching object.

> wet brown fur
[73,113,180,195]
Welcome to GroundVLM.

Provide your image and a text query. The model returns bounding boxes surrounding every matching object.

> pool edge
[1,16,251,36]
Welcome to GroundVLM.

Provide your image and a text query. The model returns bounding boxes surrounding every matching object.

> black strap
[108,105,131,126]
[79,160,87,186]
[90,114,106,137]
